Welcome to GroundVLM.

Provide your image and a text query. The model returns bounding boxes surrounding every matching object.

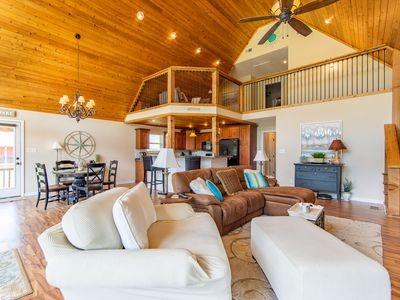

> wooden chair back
[86,163,105,185]
[108,160,118,184]
[35,163,49,193]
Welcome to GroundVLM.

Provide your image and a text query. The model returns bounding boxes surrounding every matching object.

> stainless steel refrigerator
[219,139,240,166]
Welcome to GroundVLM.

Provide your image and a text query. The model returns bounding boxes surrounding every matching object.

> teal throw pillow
[244,172,259,189]
[255,172,269,188]
[206,180,223,202]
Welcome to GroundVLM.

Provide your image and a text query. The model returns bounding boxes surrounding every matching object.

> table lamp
[253,150,269,175]
[52,141,63,161]
[153,148,180,196]
[328,139,347,164]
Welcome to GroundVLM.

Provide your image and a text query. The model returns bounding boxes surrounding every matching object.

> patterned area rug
[0,250,33,300]
[222,216,383,300]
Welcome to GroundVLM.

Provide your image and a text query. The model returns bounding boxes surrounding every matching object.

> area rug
[0,250,33,300]
[222,216,383,300]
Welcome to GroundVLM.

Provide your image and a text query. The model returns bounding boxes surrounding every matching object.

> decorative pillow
[62,187,128,250]
[216,169,244,195]
[112,182,156,250]
[205,180,223,202]
[189,177,213,195]
[244,169,269,189]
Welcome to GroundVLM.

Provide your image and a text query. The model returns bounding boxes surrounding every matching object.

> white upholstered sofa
[38,186,231,300]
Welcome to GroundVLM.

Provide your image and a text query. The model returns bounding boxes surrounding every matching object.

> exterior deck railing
[0,165,14,189]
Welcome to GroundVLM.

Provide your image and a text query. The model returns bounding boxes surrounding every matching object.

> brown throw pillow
[216,169,244,195]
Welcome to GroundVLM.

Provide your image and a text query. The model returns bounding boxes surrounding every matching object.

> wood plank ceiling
[0,0,399,121]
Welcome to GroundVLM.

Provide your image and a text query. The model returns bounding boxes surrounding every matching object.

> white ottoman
[251,216,391,300]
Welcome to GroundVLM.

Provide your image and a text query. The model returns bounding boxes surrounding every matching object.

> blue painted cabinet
[294,163,343,200]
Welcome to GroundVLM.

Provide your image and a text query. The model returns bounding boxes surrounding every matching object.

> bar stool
[185,156,201,171]
[142,156,164,194]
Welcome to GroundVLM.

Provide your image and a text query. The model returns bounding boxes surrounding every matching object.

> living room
[0,0,399,299]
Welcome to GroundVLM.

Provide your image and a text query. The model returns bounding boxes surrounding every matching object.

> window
[148,134,162,151]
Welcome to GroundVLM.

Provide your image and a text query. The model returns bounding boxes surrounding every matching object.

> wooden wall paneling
[239,125,250,165]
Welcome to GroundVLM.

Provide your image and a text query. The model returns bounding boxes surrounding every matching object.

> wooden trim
[212,70,219,105]
[143,68,169,81]
[243,45,392,85]
[211,116,218,156]
[167,68,175,104]
[393,49,400,138]
[385,124,400,168]
[218,72,242,85]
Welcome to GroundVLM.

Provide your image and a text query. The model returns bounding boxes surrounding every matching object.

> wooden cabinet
[135,128,150,149]
[174,132,186,150]
[135,159,144,182]
[239,125,250,165]
[185,131,196,150]
[220,126,240,139]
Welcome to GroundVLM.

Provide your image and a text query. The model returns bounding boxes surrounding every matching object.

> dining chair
[55,160,76,185]
[35,163,68,210]
[103,160,118,190]
[72,163,105,201]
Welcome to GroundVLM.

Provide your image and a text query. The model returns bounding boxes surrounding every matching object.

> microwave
[201,141,212,151]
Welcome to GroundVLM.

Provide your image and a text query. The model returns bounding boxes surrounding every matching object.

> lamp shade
[253,150,269,162]
[329,139,347,151]
[52,141,62,150]
[153,148,180,169]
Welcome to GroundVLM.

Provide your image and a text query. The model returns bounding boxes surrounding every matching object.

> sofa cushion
[258,186,316,204]
[189,177,213,196]
[236,190,265,214]
[206,180,223,201]
[216,169,244,195]
[172,169,213,194]
[61,187,128,250]
[220,195,247,226]
[113,182,157,250]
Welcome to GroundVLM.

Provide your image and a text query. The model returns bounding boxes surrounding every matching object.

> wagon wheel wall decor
[64,131,96,159]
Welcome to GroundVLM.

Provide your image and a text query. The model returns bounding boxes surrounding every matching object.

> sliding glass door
[0,122,22,198]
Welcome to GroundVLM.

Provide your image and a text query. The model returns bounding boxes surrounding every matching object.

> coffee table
[287,203,325,229]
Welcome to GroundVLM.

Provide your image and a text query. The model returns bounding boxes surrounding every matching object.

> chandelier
[59,33,95,122]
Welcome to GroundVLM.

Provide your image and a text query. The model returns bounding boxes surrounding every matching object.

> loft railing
[129,67,240,112]
[242,45,393,112]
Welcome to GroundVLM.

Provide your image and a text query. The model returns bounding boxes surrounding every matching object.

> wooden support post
[212,70,219,105]
[166,116,175,149]
[212,116,218,156]
[167,68,175,104]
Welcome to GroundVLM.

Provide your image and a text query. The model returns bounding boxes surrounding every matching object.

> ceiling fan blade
[288,18,312,36]
[239,15,277,23]
[258,21,282,45]
[280,0,294,11]
[293,0,339,15]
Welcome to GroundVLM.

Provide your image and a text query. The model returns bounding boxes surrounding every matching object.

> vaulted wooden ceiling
[0,0,399,121]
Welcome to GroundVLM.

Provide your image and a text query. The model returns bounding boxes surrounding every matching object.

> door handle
[16,162,21,166]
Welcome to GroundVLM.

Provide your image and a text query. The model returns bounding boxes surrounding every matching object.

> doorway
[0,121,23,198]
[263,132,276,177]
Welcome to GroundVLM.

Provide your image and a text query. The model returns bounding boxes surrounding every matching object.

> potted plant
[342,178,353,201]
[311,152,325,163]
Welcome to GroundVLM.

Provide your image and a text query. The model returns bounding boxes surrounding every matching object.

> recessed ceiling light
[136,11,144,21]
[151,119,156,122]
[204,122,208,126]
[188,124,192,128]
[170,32,177,40]
[324,17,333,25]
[195,47,202,54]
[214,59,221,66]
[221,120,226,125]
[283,60,287,64]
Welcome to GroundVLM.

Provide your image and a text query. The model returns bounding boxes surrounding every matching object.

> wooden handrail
[385,124,400,168]
[243,45,392,86]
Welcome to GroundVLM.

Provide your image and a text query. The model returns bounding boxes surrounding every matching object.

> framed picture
[300,120,342,157]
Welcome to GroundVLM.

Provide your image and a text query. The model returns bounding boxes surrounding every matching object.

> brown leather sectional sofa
[172,165,316,235]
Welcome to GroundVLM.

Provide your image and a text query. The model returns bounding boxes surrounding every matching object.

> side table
[287,203,325,229]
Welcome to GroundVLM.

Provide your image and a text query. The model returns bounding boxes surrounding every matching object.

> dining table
[52,168,92,203]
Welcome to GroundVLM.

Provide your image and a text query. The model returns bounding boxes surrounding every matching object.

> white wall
[235,23,356,69]
[0,108,137,195]
[244,92,392,204]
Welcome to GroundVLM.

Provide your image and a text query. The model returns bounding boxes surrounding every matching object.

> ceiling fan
[240,0,339,45]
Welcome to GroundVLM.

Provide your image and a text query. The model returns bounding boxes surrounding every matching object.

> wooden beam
[393,49,400,138]
[166,115,175,148]
[212,116,218,156]
[212,70,219,105]
[167,68,175,104]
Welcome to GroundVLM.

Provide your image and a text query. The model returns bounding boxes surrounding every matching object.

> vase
[342,192,352,201]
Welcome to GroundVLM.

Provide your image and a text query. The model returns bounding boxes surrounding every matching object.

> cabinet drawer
[295,179,337,192]
[295,165,315,172]
[296,171,337,181]
[315,166,338,173]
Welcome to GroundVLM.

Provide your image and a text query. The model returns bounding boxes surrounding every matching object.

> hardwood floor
[1,197,399,299]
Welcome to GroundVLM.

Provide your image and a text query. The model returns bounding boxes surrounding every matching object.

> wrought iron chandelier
[59,33,95,122]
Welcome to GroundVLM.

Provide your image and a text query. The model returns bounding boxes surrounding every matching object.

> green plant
[311,152,325,159]
[95,154,101,163]
[343,178,353,193]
